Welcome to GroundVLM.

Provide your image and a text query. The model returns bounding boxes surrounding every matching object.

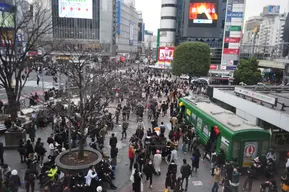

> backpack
[28,173,36,182]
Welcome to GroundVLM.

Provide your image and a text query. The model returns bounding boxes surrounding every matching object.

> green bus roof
[181,96,265,133]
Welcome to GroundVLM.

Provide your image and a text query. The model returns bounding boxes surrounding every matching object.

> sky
[135,0,289,35]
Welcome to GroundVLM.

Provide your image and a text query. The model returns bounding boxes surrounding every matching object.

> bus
[179,96,270,168]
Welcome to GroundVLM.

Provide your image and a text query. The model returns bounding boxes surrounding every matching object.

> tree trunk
[6,89,19,121]
[78,125,85,159]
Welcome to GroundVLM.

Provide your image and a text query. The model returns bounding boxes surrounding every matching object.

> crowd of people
[0,67,289,192]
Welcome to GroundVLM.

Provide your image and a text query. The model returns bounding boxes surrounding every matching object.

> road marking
[192,181,203,186]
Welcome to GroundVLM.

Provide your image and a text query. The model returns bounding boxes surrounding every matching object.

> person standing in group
[153,150,162,175]
[25,167,38,192]
[230,168,240,192]
[0,141,4,165]
[128,145,135,170]
[212,166,221,192]
[242,166,253,192]
[110,146,118,170]
[143,160,154,188]
[109,133,118,148]
[121,121,129,140]
[180,159,192,191]
[170,147,178,163]
[85,165,98,192]
[8,169,21,192]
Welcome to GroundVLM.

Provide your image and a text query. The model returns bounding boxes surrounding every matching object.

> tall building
[242,6,286,58]
[160,0,177,46]
[144,30,157,49]
[116,0,138,55]
[51,0,100,41]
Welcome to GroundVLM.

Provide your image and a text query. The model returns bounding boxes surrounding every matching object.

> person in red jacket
[128,145,135,170]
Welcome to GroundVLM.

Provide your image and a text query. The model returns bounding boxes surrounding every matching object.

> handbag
[282,183,289,191]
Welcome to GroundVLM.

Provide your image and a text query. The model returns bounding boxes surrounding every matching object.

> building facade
[116,0,138,54]
[144,30,157,49]
[160,0,177,46]
[51,0,100,41]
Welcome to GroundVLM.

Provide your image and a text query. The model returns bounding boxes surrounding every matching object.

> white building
[160,0,177,46]
[243,16,262,44]
[116,0,139,54]
[123,0,135,8]
[144,30,157,49]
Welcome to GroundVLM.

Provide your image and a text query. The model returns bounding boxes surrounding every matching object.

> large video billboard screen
[0,2,14,28]
[158,47,175,62]
[189,1,218,27]
[59,0,93,19]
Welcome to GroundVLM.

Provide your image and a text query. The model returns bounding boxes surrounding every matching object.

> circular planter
[55,147,102,174]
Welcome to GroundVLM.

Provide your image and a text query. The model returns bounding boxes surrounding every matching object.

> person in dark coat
[110,147,118,169]
[133,169,142,192]
[27,124,36,143]
[191,148,201,171]
[0,142,4,165]
[143,160,154,188]
[137,149,146,172]
[25,140,34,159]
[8,169,21,192]
[17,140,26,163]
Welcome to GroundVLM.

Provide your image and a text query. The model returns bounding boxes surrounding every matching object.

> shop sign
[243,142,258,167]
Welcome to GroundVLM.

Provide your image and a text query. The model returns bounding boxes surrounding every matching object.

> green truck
[179,96,270,168]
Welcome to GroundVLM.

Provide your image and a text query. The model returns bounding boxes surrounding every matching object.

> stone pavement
[0,101,285,192]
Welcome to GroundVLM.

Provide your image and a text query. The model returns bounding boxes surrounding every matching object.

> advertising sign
[223,48,239,54]
[234,87,277,105]
[210,64,217,69]
[243,142,258,167]
[158,47,175,62]
[268,5,280,14]
[0,2,14,28]
[59,0,93,19]
[117,0,121,35]
[226,65,237,70]
[129,22,134,45]
[230,26,242,31]
[227,12,243,18]
[189,2,218,27]
[138,23,144,42]
[225,37,241,43]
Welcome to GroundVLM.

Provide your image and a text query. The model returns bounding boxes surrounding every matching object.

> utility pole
[67,75,72,151]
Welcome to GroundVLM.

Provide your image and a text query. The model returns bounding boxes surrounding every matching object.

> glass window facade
[51,0,100,40]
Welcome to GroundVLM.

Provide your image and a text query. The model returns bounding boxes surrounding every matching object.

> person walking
[133,168,142,192]
[180,159,192,191]
[242,166,253,192]
[143,160,154,188]
[24,168,38,192]
[191,148,201,172]
[0,141,4,165]
[27,123,36,143]
[153,150,162,175]
[8,169,21,192]
[121,121,129,140]
[212,166,221,192]
[128,145,135,170]
[170,147,178,163]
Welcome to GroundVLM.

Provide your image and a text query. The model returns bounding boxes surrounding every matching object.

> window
[161,4,177,8]
[160,28,176,32]
[261,141,269,156]
[203,124,209,136]
[233,142,240,158]
[161,16,177,20]
[197,118,202,130]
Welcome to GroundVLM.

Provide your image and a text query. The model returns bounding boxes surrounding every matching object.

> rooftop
[211,85,289,114]
[183,96,264,132]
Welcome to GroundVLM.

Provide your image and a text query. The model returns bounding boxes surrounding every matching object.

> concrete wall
[213,88,289,131]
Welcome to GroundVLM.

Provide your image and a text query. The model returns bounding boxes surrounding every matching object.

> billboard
[268,5,280,14]
[0,2,14,28]
[189,2,218,27]
[158,47,175,62]
[129,22,134,45]
[138,23,145,42]
[117,0,121,35]
[59,0,93,19]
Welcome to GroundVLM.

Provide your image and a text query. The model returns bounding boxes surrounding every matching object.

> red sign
[223,48,239,55]
[210,64,217,69]
[225,37,241,43]
[158,47,175,62]
[245,145,255,156]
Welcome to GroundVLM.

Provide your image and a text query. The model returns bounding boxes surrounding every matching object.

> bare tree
[59,43,118,159]
[0,0,57,120]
